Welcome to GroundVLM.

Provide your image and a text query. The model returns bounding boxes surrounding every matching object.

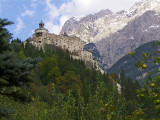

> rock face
[83,43,102,64]
[60,0,160,44]
[60,0,160,70]
[96,11,160,70]
[60,9,113,43]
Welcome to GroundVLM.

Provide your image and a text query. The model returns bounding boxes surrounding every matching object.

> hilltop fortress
[25,21,102,70]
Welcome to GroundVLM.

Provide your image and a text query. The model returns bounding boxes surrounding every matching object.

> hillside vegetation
[0,18,160,120]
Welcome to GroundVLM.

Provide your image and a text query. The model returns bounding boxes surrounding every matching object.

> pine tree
[0,18,13,53]
[0,18,39,100]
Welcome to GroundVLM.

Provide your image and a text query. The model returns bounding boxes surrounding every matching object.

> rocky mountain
[60,0,160,43]
[83,43,102,63]
[107,41,160,82]
[96,10,160,69]
[60,9,113,43]
[60,0,160,70]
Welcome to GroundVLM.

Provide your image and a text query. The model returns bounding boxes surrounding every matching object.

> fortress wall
[32,33,85,53]
[25,24,100,70]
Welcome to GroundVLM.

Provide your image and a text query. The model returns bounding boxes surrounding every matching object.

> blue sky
[0,0,141,41]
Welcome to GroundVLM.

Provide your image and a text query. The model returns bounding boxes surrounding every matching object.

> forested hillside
[108,41,160,82]
[0,18,160,120]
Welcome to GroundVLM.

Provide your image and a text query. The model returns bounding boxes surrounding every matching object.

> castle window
[36,32,42,37]
[39,41,41,43]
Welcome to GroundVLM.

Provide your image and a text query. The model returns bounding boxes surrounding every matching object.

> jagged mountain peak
[60,0,160,70]
[60,0,160,43]
[95,9,113,16]
[60,9,114,43]
[61,0,160,40]
[71,16,85,22]
[70,9,113,22]
[127,0,160,17]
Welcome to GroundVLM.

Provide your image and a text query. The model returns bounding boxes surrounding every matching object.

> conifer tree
[120,69,126,97]
[0,18,39,101]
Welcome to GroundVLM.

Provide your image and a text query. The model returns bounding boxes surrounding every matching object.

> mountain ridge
[60,0,160,70]
[60,0,160,43]
[107,41,160,82]
[96,10,160,69]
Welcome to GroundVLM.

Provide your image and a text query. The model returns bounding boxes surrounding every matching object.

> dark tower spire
[39,20,44,28]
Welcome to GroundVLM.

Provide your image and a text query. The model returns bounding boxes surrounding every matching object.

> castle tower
[39,20,44,28]
[35,20,48,37]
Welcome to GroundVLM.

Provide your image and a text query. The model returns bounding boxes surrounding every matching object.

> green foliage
[0,107,16,119]
[0,18,13,53]
[128,51,136,56]
[97,81,125,120]
[2,17,157,120]
[38,55,61,85]
[129,41,160,119]
[0,18,40,118]
[56,71,82,93]
[10,38,23,53]
[0,19,39,101]
[125,109,145,120]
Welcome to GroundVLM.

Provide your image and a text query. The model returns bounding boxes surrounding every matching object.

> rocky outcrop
[96,11,160,69]
[83,43,101,62]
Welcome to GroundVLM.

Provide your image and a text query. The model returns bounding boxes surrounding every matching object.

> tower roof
[35,20,48,33]
[39,20,44,28]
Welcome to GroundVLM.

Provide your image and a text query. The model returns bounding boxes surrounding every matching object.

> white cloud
[31,0,38,9]
[45,21,61,34]
[14,18,25,34]
[60,0,142,16]
[21,10,35,17]
[60,15,70,27]
[28,30,35,37]
[45,0,59,20]
[45,0,61,34]
[31,3,37,9]
[44,0,142,34]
